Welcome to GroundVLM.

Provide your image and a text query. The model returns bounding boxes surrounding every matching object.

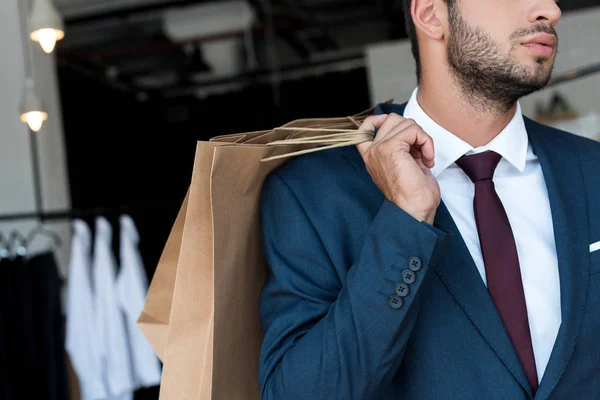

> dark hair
[403,0,455,82]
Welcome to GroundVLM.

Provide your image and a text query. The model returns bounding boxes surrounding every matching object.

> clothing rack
[0,203,170,223]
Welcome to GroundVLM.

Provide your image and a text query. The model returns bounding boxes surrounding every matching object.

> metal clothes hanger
[8,230,28,259]
[25,221,63,251]
[0,232,10,259]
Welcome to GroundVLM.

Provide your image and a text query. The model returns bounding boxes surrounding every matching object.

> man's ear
[412,0,446,41]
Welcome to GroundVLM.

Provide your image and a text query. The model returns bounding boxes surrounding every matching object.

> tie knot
[455,151,502,183]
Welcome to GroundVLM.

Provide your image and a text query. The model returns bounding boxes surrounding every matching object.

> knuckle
[407,119,418,128]
[388,112,404,122]
[362,115,379,127]
[411,125,424,135]
[361,118,374,128]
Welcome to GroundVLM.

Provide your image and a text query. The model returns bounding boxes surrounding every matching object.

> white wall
[365,39,416,106]
[0,0,71,278]
[365,6,600,138]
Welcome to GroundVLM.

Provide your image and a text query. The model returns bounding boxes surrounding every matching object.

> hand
[356,113,441,225]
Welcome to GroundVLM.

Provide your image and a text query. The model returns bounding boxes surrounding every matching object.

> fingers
[373,113,406,143]
[356,113,435,170]
[356,113,407,157]
[419,130,435,168]
[356,114,388,156]
[378,118,417,144]
[380,122,435,168]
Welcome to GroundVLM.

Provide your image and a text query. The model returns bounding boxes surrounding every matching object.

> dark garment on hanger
[0,256,32,400]
[0,252,70,400]
[30,252,70,400]
[0,259,12,400]
[0,308,9,400]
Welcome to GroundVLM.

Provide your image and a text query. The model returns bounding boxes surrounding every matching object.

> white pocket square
[591,241,600,253]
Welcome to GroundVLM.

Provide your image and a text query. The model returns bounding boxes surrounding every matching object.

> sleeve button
[402,269,416,284]
[408,256,422,271]
[388,295,403,309]
[395,282,410,297]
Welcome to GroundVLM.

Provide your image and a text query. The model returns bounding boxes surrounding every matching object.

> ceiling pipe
[60,19,302,63]
[64,0,207,25]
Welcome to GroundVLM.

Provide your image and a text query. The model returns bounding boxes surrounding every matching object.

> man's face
[445,0,562,112]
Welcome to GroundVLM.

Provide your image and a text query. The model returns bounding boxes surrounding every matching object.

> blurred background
[0,0,598,399]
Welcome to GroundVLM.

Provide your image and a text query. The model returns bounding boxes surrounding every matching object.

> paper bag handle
[260,115,373,162]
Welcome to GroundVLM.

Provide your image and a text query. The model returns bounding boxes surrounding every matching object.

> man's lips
[521,33,557,56]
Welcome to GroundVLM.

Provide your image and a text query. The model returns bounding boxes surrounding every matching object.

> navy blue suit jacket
[258,103,600,399]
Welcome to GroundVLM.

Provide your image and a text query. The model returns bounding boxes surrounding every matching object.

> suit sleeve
[258,173,449,399]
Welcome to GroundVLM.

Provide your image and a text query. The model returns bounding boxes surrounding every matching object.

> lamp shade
[29,0,64,53]
[20,81,48,132]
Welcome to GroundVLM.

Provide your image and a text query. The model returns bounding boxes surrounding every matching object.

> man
[258,0,600,398]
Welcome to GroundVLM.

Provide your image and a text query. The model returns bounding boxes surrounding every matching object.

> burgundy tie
[456,151,538,394]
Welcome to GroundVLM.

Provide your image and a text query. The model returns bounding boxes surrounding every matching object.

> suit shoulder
[266,145,366,191]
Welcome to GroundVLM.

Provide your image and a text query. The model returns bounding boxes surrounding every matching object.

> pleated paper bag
[138,104,383,399]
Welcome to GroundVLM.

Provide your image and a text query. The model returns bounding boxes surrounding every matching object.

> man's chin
[516,62,553,87]
[515,74,552,92]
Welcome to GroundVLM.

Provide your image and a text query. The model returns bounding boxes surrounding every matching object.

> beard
[446,6,558,114]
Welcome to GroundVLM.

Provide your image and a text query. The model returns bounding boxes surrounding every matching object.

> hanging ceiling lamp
[20,79,48,132]
[29,0,65,54]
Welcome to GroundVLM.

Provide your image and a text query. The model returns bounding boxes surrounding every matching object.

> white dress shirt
[116,215,162,389]
[93,216,135,399]
[403,88,561,383]
[65,219,107,400]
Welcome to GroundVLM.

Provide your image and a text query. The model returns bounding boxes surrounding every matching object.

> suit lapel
[525,118,591,400]
[433,201,533,397]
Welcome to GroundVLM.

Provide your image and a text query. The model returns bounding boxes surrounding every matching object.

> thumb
[356,114,388,156]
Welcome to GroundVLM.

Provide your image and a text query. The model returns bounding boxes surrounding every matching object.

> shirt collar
[402,88,529,178]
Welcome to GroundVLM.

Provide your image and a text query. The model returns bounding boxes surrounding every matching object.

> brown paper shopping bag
[137,190,189,361]
[138,103,387,400]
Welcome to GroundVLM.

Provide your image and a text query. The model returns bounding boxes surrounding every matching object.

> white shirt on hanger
[65,219,106,400]
[403,87,561,383]
[93,216,135,399]
[116,215,162,388]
